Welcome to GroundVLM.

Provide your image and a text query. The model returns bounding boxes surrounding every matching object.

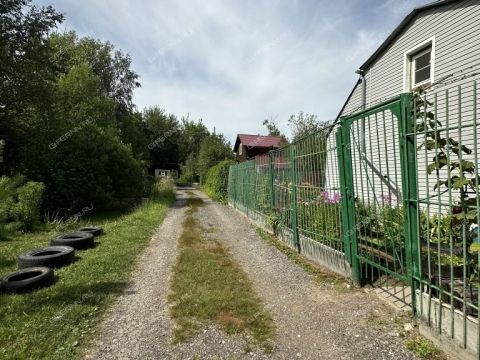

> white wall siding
[326,0,480,212]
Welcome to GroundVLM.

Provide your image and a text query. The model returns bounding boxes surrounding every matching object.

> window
[411,47,432,87]
[238,144,243,156]
[403,37,435,92]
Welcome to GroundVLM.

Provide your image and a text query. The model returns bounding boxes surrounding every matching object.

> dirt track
[86,188,419,360]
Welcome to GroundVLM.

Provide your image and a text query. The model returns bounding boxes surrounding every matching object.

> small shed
[233,134,283,162]
[154,169,178,178]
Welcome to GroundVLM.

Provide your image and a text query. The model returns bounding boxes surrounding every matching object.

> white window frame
[403,36,435,92]
[238,143,243,156]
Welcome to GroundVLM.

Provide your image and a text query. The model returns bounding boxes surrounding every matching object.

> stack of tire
[0,227,103,293]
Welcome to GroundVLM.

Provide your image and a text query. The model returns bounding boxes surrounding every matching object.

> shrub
[0,176,45,237]
[204,160,235,202]
[0,176,17,239]
[151,177,176,203]
[13,181,45,232]
[25,125,145,214]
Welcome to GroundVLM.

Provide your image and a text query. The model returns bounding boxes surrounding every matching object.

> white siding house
[326,0,480,210]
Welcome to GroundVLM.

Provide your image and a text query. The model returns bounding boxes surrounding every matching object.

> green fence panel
[226,79,480,356]
[409,81,480,353]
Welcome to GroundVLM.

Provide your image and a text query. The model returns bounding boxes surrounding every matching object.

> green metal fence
[411,81,480,353]
[228,79,480,356]
[228,124,351,276]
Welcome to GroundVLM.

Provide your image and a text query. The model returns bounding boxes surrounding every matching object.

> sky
[37,0,431,145]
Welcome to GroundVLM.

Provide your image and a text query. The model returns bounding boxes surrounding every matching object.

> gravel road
[86,188,420,360]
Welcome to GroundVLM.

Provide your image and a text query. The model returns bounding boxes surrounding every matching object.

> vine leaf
[453,177,471,189]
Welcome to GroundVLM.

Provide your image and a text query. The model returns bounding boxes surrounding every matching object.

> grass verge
[168,196,275,350]
[0,194,174,360]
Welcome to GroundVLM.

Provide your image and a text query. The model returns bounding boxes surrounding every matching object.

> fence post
[399,92,420,313]
[336,129,351,263]
[336,120,361,285]
[269,152,275,210]
[290,144,300,252]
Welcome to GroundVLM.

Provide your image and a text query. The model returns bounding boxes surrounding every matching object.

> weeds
[405,337,445,359]
[169,196,275,350]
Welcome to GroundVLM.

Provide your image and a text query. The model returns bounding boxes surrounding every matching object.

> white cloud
[37,0,430,144]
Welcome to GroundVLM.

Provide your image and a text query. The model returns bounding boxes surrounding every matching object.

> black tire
[51,232,95,249]
[18,246,75,269]
[77,226,103,236]
[1,267,54,293]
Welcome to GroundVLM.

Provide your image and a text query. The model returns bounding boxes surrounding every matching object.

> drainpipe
[355,69,366,153]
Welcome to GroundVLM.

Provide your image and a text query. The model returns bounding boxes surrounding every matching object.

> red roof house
[233,134,283,162]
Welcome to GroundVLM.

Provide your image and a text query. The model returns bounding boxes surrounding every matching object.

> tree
[262,117,289,146]
[143,106,181,172]
[179,153,198,183]
[197,134,233,183]
[49,31,140,111]
[0,140,4,164]
[117,111,149,163]
[288,111,331,142]
[0,0,64,172]
[262,117,281,136]
[177,118,210,183]
[21,63,144,213]
[178,118,210,161]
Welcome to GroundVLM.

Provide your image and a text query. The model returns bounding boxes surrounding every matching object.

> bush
[25,124,145,214]
[20,64,146,215]
[0,176,45,237]
[203,160,235,202]
[0,176,17,239]
[13,181,45,232]
[297,191,341,243]
[151,177,176,203]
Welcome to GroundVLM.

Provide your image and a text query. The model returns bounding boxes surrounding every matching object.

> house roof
[233,134,283,152]
[359,0,460,71]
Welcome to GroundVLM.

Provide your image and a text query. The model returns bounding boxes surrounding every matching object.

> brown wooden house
[233,134,283,162]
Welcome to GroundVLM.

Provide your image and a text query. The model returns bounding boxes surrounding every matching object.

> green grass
[0,194,174,360]
[169,196,275,350]
[405,336,445,359]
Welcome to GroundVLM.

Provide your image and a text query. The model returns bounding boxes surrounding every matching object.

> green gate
[337,94,420,306]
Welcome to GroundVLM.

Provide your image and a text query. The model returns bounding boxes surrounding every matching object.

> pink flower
[379,193,393,205]
[319,191,340,204]
[329,192,340,204]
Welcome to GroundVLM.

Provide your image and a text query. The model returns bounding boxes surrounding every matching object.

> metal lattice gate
[336,94,419,306]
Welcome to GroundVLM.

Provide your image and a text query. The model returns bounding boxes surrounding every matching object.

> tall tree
[0,0,64,172]
[178,118,210,160]
[262,117,281,136]
[263,117,289,146]
[197,134,233,183]
[49,32,140,111]
[143,106,181,172]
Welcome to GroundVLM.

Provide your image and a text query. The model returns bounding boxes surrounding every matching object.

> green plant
[405,336,443,359]
[13,181,45,232]
[355,201,404,244]
[151,177,176,203]
[0,176,45,237]
[296,191,341,244]
[266,210,280,234]
[203,160,235,202]
[414,89,479,281]
[169,196,275,349]
[0,192,174,360]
